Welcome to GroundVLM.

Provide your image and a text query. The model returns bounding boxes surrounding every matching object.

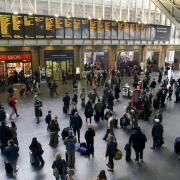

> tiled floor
[0,73,180,180]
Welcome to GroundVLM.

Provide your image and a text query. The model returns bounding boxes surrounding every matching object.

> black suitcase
[174,137,180,154]
[61,127,70,140]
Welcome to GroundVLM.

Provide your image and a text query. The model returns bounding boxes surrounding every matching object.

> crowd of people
[0,63,180,179]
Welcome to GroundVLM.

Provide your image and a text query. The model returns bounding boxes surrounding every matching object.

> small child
[45,111,52,130]
[124,143,131,161]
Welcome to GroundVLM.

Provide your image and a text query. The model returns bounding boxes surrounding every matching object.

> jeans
[135,150,143,161]
[86,140,94,156]
[73,128,80,143]
[67,151,75,169]
[108,155,114,169]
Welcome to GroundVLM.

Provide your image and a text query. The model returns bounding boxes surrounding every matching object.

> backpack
[67,141,75,151]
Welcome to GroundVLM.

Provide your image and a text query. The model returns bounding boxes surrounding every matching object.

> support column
[160,46,166,68]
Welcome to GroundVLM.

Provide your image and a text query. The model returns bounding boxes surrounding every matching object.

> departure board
[135,24,141,40]
[111,21,118,39]
[141,24,146,40]
[35,16,45,38]
[24,15,35,39]
[45,16,55,38]
[65,18,73,39]
[0,14,12,39]
[97,20,104,39]
[74,18,81,39]
[105,21,111,39]
[124,23,129,39]
[90,20,97,39]
[118,22,124,39]
[82,19,89,39]
[12,15,24,38]
[55,17,64,39]
[129,23,135,40]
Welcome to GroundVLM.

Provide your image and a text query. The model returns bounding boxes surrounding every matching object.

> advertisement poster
[129,23,135,40]
[55,17,64,39]
[65,18,73,39]
[97,20,104,39]
[90,20,97,39]
[124,23,129,40]
[105,21,111,39]
[135,24,141,40]
[111,21,118,39]
[118,22,124,39]
[82,19,89,39]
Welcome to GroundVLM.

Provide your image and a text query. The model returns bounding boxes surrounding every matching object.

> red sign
[0,53,32,61]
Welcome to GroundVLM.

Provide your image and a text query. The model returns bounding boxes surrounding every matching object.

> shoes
[140,159,143,163]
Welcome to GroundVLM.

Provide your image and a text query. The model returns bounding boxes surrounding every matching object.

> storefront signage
[44,50,74,61]
[0,52,32,61]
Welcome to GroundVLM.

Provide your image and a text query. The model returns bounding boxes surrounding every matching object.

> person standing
[8,94,19,120]
[84,101,94,124]
[105,135,117,172]
[45,111,52,130]
[3,140,19,175]
[64,130,77,169]
[49,119,60,146]
[129,127,147,164]
[167,85,173,101]
[70,112,83,143]
[34,95,43,123]
[85,125,95,157]
[63,92,71,113]
[80,88,86,108]
[114,84,120,101]
[94,99,103,122]
[151,119,164,150]
[29,137,45,167]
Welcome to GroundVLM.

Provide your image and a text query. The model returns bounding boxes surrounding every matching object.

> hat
[154,119,160,123]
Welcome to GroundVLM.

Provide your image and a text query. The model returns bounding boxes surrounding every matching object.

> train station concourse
[0,0,180,180]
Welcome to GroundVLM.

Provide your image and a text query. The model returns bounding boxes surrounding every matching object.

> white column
[102,0,105,19]
[34,0,37,14]
[72,0,74,17]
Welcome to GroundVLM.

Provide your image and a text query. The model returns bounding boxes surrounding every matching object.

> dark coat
[85,128,95,143]
[0,124,13,145]
[52,159,64,175]
[84,104,93,118]
[114,86,120,99]
[129,130,147,151]
[4,144,19,161]
[70,115,83,129]
[45,114,51,125]
[105,141,117,157]
[0,107,6,122]
[150,81,157,89]
[152,123,163,137]
[63,95,70,107]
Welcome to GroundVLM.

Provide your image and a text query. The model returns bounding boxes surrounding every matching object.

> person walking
[3,140,19,175]
[45,110,52,130]
[10,121,18,145]
[151,119,164,150]
[34,95,43,123]
[105,135,117,172]
[8,94,19,120]
[84,101,94,124]
[70,112,83,143]
[94,99,103,122]
[129,127,147,164]
[80,88,86,108]
[114,84,120,101]
[49,119,60,146]
[29,137,45,167]
[63,92,71,113]
[64,130,77,169]
[0,104,6,122]
[85,124,95,157]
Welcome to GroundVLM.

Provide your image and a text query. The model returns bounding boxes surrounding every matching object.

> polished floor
[0,73,180,180]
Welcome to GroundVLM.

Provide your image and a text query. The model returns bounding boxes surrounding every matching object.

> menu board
[111,21,118,39]
[35,16,45,38]
[74,18,81,39]
[12,15,24,38]
[97,20,104,39]
[82,19,89,39]
[65,18,73,39]
[0,14,12,38]
[90,20,97,39]
[24,15,35,39]
[141,24,146,40]
[129,23,135,40]
[55,17,64,39]
[45,16,55,38]
[118,22,124,39]
[135,24,141,40]
[105,21,111,39]
[124,23,129,39]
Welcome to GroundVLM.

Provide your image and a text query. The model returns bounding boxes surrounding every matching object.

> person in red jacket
[8,95,19,120]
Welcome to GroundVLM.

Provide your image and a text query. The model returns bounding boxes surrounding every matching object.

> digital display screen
[0,14,12,39]
[118,22,124,39]
[129,23,135,40]
[82,19,89,39]
[90,20,97,39]
[74,18,81,39]
[45,16,55,38]
[97,20,104,39]
[124,23,129,39]
[12,15,24,38]
[135,24,141,40]
[105,21,111,39]
[111,21,118,39]
[55,17,64,39]
[24,15,35,39]
[65,18,73,39]
[35,16,45,38]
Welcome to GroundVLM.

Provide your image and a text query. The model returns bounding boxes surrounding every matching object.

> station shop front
[0,51,32,82]
[44,50,74,81]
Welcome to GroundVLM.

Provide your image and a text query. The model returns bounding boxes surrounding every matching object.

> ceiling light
[13,11,18,15]
[54,14,59,17]
[28,12,32,16]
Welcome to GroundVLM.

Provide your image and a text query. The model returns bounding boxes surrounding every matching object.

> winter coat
[29,141,43,154]
[0,125,13,145]
[63,96,70,107]
[4,144,19,161]
[84,104,94,118]
[105,141,117,157]
[85,128,95,143]
[0,107,6,122]
[70,115,83,129]
[152,123,163,137]
[94,102,102,113]
[150,81,157,89]
[64,135,77,151]
[52,159,64,175]
[129,131,147,151]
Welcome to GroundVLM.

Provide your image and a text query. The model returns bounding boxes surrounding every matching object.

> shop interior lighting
[98,18,101,21]
[88,17,91,20]
[13,11,18,15]
[28,12,33,16]
[54,14,59,17]
[67,15,70,18]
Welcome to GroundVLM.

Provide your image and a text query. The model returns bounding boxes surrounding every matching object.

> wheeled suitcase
[29,151,36,165]
[174,137,180,154]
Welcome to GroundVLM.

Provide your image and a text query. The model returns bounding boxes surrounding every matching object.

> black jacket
[52,159,64,175]
[129,130,147,151]
[70,115,83,129]
[0,107,6,122]
[105,141,117,157]
[0,124,13,145]
[85,128,95,142]
[63,96,70,106]
[152,123,163,137]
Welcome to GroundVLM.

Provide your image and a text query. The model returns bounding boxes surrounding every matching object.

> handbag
[114,148,122,160]
[53,167,59,177]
